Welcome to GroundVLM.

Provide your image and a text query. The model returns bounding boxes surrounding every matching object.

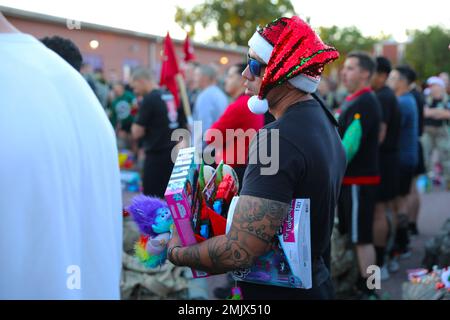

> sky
[0,0,449,43]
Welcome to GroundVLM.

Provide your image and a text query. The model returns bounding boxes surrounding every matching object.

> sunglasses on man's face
[247,55,266,77]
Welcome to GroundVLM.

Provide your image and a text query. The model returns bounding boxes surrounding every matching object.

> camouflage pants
[421,125,450,183]
[121,215,190,299]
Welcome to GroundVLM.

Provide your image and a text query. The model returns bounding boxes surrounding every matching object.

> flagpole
[176,73,193,130]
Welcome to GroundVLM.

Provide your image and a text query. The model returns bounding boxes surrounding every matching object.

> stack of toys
[118,149,135,170]
[127,147,312,292]
[402,266,450,300]
[164,147,239,278]
[119,149,140,192]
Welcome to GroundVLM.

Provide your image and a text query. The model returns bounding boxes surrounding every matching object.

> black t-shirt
[240,98,346,261]
[424,98,450,128]
[410,88,424,136]
[134,89,179,153]
[338,91,382,178]
[376,86,401,153]
[263,111,276,125]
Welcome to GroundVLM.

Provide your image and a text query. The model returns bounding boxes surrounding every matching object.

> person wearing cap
[422,76,450,189]
[168,16,346,299]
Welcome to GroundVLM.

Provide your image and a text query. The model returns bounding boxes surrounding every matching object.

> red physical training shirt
[205,95,264,167]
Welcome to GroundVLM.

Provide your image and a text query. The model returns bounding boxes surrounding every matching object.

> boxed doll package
[164,147,206,277]
[226,197,312,289]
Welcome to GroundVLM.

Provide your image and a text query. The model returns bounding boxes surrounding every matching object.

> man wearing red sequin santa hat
[168,16,346,299]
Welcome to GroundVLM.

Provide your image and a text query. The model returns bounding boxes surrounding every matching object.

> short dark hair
[407,68,417,83]
[395,65,415,85]
[232,63,247,75]
[347,51,376,78]
[40,36,82,71]
[375,56,392,75]
[399,65,417,84]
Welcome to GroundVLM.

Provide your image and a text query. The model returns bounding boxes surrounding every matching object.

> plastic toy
[127,195,173,268]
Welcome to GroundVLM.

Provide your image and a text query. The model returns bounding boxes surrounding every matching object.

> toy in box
[164,147,202,246]
[202,161,239,218]
[226,197,312,289]
[164,148,239,278]
[164,148,215,277]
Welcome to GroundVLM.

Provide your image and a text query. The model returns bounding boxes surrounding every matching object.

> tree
[175,0,295,46]
[404,26,450,81]
[317,26,388,77]
[318,26,381,57]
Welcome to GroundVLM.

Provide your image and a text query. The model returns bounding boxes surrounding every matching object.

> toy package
[164,147,202,245]
[163,148,311,286]
[226,197,312,289]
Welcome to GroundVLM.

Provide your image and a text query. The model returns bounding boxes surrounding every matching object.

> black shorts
[398,167,415,196]
[377,152,399,202]
[143,149,174,198]
[338,184,377,244]
[415,141,426,175]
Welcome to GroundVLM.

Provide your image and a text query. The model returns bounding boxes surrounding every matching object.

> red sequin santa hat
[247,16,339,114]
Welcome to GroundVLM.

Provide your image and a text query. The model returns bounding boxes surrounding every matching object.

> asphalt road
[378,190,450,299]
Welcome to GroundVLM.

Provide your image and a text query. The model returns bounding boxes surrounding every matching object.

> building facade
[2,6,247,82]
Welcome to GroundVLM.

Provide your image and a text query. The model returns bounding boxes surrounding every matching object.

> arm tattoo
[169,195,290,274]
[230,195,290,244]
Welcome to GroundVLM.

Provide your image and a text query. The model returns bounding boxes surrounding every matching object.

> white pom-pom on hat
[248,95,269,114]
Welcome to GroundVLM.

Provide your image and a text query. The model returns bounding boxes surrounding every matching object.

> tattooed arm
[167,195,290,274]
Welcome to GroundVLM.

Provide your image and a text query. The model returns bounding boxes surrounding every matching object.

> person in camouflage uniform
[422,76,450,189]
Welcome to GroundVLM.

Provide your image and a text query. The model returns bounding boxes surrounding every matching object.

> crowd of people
[1,10,449,300]
[82,42,450,299]
[79,57,272,196]
[320,54,449,298]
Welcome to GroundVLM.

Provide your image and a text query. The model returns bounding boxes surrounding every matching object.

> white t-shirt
[0,33,122,299]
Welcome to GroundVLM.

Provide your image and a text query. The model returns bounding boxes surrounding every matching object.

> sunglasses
[247,54,266,77]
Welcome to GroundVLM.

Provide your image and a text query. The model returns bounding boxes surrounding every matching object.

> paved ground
[378,190,450,299]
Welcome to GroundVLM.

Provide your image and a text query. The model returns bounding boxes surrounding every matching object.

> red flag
[183,33,195,62]
[160,32,180,106]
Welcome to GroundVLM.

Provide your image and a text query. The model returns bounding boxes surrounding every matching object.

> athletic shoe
[399,250,412,260]
[388,258,400,273]
[380,265,390,281]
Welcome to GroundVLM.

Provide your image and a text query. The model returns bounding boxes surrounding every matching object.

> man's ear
[362,69,371,83]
